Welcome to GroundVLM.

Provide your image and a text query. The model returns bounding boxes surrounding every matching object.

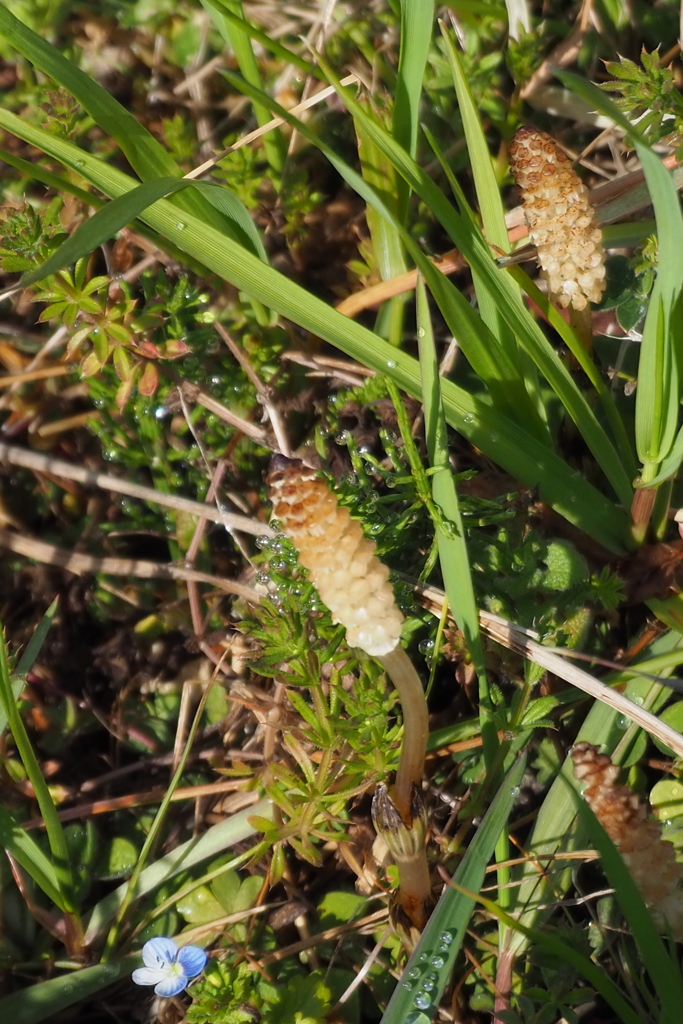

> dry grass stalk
[508,126,607,313]
[572,741,683,939]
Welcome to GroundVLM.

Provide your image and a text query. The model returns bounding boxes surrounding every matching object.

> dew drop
[414,994,432,1010]
[463,413,474,424]
[256,536,272,550]
[255,571,271,586]
[418,639,435,655]
[386,359,396,370]
[407,968,420,981]
[510,785,521,798]
[335,431,350,445]
[418,952,428,963]
[430,955,445,969]
[616,714,629,730]
[440,931,454,944]
[74,160,84,168]
[175,221,186,230]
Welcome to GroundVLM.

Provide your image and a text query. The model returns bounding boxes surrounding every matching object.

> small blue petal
[142,937,178,969]
[154,974,189,998]
[132,967,167,987]
[176,946,208,978]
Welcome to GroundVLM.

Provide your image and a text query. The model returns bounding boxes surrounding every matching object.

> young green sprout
[266,455,432,941]
[509,126,607,349]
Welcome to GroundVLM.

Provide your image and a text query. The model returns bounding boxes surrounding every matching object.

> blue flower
[132,937,208,997]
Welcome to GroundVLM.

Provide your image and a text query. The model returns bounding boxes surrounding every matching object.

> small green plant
[602,49,683,157]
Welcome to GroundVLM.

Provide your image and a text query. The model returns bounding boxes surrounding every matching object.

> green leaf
[0,599,59,736]
[0,624,77,911]
[83,799,273,943]
[0,106,628,553]
[0,5,240,233]
[20,177,266,291]
[0,807,68,910]
[416,277,494,760]
[0,956,137,1024]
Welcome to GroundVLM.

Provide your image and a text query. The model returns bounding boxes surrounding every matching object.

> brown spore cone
[266,457,404,657]
[509,126,606,311]
[572,741,683,939]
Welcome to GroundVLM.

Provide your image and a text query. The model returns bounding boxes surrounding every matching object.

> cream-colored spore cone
[266,456,404,657]
[572,742,683,939]
[509,126,606,311]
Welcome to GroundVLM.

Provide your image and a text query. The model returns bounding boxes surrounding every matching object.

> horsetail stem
[266,456,433,942]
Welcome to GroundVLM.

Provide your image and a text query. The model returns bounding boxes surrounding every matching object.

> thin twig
[0,441,273,538]
[0,528,261,602]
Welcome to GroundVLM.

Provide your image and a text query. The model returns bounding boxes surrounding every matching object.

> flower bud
[509,127,606,312]
[266,457,404,657]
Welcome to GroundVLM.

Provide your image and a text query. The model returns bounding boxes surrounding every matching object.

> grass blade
[380,755,526,1024]
[0,599,59,735]
[315,62,634,510]
[19,177,266,291]
[393,0,434,220]
[0,6,235,230]
[507,628,683,955]
[0,625,77,913]
[416,278,493,752]
[0,107,628,551]
[200,0,285,177]
[0,956,137,1024]
[83,799,272,944]
[0,808,68,910]
[576,801,683,1024]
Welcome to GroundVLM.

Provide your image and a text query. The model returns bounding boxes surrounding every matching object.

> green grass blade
[20,177,266,291]
[471,888,643,1024]
[380,755,526,1024]
[0,107,628,551]
[556,70,683,487]
[394,0,434,161]
[220,69,545,433]
[83,798,273,944]
[416,278,493,755]
[0,6,232,228]
[633,152,683,478]
[315,63,634,509]
[200,0,285,177]
[507,264,638,479]
[0,955,137,1024]
[201,0,311,73]
[0,599,59,735]
[393,0,434,220]
[0,625,77,912]
[440,25,508,252]
[0,807,68,910]
[356,117,408,346]
[0,148,99,207]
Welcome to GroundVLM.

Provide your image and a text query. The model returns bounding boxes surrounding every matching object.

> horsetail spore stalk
[266,455,432,940]
[509,126,607,350]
